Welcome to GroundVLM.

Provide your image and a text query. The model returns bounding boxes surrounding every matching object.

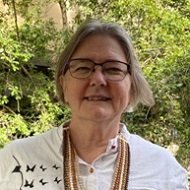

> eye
[103,61,127,75]
[69,60,93,74]
[107,67,123,72]
[70,66,91,75]
[105,67,124,75]
[75,66,91,71]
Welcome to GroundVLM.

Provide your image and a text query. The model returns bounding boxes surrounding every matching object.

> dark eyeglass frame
[63,58,131,81]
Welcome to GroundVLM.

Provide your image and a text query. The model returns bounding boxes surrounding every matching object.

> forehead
[71,34,127,62]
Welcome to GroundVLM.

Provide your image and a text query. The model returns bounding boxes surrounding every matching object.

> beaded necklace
[63,126,130,190]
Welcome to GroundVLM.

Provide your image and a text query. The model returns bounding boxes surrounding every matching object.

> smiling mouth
[84,97,111,101]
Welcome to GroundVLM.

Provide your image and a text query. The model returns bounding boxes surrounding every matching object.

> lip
[83,95,111,101]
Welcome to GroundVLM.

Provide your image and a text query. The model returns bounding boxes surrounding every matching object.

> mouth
[84,96,111,101]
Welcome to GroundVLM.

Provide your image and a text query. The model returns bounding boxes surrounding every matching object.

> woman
[0,20,188,190]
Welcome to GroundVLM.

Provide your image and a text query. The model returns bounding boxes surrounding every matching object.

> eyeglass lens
[68,59,130,81]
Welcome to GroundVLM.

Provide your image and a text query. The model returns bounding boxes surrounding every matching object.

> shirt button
[89,167,94,173]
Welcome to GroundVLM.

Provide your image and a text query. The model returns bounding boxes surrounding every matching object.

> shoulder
[121,125,188,189]
[1,125,62,155]
[0,125,63,174]
[121,124,183,167]
[128,132,181,168]
[129,133,176,165]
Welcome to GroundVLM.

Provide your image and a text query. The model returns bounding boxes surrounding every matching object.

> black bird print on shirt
[52,164,60,170]
[11,156,62,189]
[54,177,62,184]
[24,179,34,188]
[26,165,36,172]
[39,178,48,186]
[40,164,47,171]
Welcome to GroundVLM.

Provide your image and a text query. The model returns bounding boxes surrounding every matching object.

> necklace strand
[63,126,130,190]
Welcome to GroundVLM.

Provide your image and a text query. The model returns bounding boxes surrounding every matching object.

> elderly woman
[0,20,188,190]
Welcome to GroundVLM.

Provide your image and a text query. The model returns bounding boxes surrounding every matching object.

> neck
[68,118,120,163]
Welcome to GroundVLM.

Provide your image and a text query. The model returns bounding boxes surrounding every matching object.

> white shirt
[77,136,119,190]
[0,123,188,190]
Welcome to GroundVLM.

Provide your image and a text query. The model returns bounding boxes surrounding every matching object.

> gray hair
[56,19,155,110]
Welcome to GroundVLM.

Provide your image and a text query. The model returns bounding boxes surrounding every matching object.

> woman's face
[61,35,131,123]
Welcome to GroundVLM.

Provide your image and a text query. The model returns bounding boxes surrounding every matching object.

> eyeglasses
[63,58,131,81]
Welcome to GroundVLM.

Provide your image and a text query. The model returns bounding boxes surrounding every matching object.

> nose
[89,67,107,86]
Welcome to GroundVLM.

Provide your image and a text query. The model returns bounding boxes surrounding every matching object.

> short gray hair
[56,19,155,109]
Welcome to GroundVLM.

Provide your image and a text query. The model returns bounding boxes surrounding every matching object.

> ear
[59,75,68,103]
[59,75,65,89]
[125,105,134,113]
[125,80,133,112]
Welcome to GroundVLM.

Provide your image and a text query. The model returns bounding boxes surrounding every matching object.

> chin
[85,110,114,121]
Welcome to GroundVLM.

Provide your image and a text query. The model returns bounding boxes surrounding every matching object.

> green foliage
[0,0,66,147]
[0,0,189,183]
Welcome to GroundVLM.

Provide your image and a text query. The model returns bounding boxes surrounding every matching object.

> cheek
[63,77,86,104]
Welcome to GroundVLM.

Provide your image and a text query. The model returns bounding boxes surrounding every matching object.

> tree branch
[12,0,20,41]
[58,0,68,28]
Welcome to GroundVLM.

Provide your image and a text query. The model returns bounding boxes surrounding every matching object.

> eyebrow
[70,57,128,64]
